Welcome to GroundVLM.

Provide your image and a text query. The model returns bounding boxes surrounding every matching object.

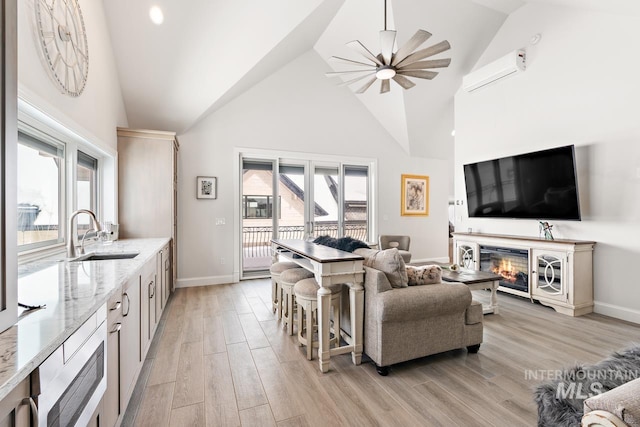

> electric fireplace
[479,246,529,292]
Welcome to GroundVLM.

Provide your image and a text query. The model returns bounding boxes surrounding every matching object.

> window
[17,131,64,250]
[77,150,98,238]
[243,195,281,219]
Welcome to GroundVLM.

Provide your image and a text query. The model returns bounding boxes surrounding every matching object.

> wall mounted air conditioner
[462,49,526,92]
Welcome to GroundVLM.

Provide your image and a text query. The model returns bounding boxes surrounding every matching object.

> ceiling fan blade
[391,30,432,66]
[392,74,416,90]
[325,69,377,78]
[379,30,397,65]
[380,79,390,94]
[346,40,384,66]
[399,58,451,71]
[338,72,376,87]
[355,76,378,94]
[329,56,375,68]
[397,70,439,80]
[395,40,451,67]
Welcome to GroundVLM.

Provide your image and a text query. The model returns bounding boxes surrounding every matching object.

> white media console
[452,232,595,316]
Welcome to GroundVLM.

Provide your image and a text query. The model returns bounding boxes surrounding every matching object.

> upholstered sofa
[351,247,484,375]
[582,378,640,426]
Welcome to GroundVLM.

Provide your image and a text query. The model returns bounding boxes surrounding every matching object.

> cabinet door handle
[149,281,155,298]
[22,397,39,426]
[123,292,130,316]
[111,322,122,334]
[110,301,121,311]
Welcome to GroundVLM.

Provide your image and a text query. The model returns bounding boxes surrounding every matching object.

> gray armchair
[378,235,411,263]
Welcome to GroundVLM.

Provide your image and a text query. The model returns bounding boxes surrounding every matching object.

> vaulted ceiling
[103,0,640,158]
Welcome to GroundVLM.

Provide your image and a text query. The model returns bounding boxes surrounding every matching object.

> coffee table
[439,268,502,314]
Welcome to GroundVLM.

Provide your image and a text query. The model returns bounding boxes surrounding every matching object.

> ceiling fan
[326,0,451,94]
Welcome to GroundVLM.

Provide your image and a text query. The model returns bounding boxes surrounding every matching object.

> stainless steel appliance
[33,305,107,427]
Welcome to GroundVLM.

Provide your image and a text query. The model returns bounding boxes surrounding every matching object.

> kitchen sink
[72,252,139,261]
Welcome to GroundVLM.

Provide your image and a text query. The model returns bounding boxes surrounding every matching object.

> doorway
[240,156,373,278]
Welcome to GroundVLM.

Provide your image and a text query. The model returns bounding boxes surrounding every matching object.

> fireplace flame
[492,258,518,283]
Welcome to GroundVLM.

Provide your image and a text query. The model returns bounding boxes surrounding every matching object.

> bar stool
[279,268,314,335]
[294,278,342,360]
[269,261,298,319]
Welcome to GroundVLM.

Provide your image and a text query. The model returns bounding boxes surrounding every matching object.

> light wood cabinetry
[452,232,595,316]
[86,398,103,427]
[119,275,141,412]
[104,293,122,427]
[140,257,157,357]
[158,244,170,313]
[117,128,178,292]
[0,377,31,427]
[104,247,170,427]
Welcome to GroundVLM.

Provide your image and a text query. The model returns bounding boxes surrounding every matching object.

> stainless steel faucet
[67,209,102,258]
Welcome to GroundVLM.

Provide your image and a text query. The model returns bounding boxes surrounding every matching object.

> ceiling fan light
[376,66,396,80]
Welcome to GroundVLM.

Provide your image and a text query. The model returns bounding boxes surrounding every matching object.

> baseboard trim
[594,301,640,325]
[176,275,235,288]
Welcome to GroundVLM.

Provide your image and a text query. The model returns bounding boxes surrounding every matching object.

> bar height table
[271,239,365,373]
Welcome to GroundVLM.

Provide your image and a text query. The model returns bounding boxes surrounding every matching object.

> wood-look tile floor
[122,279,640,426]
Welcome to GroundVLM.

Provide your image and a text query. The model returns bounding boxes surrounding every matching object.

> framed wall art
[197,176,217,199]
[401,174,429,216]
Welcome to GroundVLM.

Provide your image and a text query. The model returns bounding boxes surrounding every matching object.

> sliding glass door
[241,157,371,278]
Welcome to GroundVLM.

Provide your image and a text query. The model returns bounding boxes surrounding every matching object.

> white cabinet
[454,240,479,270]
[452,232,594,316]
[531,250,567,302]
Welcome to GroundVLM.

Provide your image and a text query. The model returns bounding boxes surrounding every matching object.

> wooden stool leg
[271,277,278,315]
[286,292,295,336]
[296,301,304,347]
[276,281,283,320]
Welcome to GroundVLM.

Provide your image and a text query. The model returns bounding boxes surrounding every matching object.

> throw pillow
[354,248,408,288]
[406,265,442,286]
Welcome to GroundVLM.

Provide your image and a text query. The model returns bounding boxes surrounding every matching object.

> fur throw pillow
[313,235,370,252]
[406,265,442,286]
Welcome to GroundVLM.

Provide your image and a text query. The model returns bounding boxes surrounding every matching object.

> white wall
[454,3,640,322]
[177,50,450,287]
[18,0,128,152]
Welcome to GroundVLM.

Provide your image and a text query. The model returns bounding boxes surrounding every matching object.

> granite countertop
[0,237,170,401]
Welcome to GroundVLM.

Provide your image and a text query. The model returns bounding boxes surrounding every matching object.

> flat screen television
[463,145,581,220]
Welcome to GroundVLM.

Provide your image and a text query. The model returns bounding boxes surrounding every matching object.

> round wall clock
[35,0,89,97]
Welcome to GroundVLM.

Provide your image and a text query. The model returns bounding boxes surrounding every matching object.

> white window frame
[17,98,117,262]
[17,125,66,252]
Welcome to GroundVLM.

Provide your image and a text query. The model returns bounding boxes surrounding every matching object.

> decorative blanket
[313,235,370,253]
[534,345,640,426]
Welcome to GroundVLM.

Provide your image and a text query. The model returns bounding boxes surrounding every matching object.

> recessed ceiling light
[149,6,164,25]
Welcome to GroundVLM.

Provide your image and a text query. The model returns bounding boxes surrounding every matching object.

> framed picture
[197,176,217,199]
[401,174,429,216]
